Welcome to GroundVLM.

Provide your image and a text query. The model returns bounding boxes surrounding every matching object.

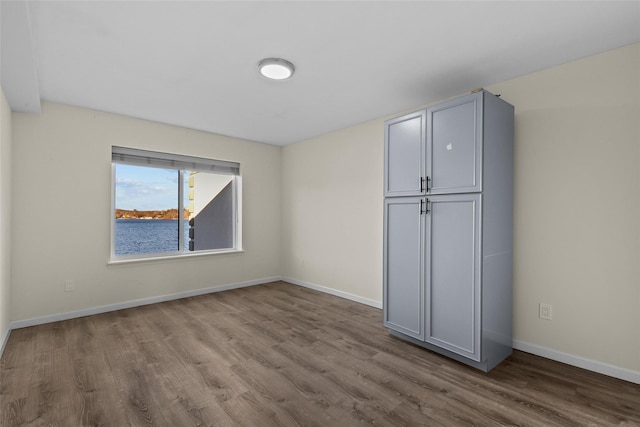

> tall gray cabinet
[383,90,514,371]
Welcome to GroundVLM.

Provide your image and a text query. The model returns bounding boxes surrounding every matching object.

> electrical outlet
[539,303,552,320]
[64,279,75,292]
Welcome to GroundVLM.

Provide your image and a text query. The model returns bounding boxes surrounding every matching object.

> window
[111,146,241,261]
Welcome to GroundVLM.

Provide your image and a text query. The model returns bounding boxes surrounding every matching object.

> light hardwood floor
[1,281,639,426]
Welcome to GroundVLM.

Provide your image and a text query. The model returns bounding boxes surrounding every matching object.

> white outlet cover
[539,303,552,320]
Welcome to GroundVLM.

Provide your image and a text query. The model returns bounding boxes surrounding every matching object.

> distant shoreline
[115,208,189,220]
[116,218,178,220]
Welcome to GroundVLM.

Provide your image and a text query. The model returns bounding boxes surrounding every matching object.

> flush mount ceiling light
[257,58,295,80]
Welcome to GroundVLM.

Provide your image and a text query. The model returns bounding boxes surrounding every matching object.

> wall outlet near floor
[64,279,75,292]
[539,303,552,320]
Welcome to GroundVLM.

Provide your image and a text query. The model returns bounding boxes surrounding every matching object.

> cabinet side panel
[383,198,424,339]
[482,92,514,256]
[481,91,514,367]
[482,252,513,369]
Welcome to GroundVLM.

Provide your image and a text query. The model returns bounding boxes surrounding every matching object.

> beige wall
[281,122,384,304]
[0,87,12,344]
[487,43,640,372]
[11,102,282,320]
[282,43,640,373]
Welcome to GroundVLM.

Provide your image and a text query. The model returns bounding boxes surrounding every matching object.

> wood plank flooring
[1,281,639,426]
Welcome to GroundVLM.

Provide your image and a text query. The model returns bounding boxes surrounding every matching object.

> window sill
[108,248,244,265]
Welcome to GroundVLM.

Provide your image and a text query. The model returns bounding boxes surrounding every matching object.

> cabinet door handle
[425,176,430,192]
[420,177,425,192]
[420,198,429,215]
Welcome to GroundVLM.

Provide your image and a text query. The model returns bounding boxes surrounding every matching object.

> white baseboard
[9,276,281,330]
[0,324,10,357]
[513,339,640,385]
[282,276,382,309]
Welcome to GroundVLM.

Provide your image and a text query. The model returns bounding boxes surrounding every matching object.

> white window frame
[109,146,242,263]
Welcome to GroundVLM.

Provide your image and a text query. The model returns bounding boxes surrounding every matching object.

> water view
[115,219,190,255]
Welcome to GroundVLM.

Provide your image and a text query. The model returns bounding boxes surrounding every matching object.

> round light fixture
[257,58,295,80]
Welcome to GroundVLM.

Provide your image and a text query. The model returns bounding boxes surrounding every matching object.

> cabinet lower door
[425,194,481,361]
[383,197,424,340]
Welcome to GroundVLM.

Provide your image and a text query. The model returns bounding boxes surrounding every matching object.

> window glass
[114,164,181,256]
[185,171,235,251]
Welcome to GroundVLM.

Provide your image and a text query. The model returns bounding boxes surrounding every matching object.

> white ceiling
[2,1,639,146]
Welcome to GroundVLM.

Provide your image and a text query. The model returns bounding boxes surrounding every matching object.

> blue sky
[115,164,188,211]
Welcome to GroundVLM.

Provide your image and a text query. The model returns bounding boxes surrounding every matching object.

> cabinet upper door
[425,193,481,361]
[427,92,483,194]
[384,110,426,197]
[383,197,425,340]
